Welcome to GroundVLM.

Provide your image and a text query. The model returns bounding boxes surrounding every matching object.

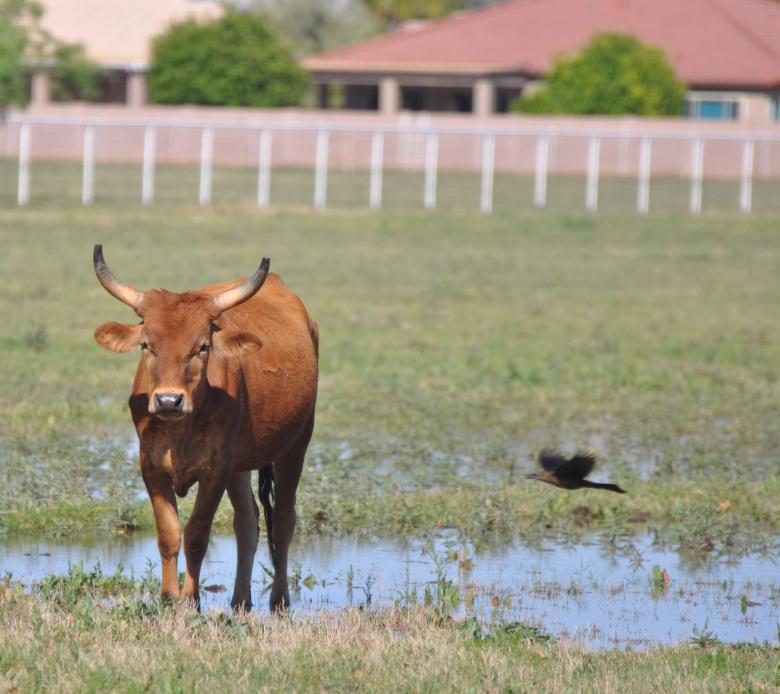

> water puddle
[1,533,777,650]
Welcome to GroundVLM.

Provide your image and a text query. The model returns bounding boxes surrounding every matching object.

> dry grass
[0,583,777,692]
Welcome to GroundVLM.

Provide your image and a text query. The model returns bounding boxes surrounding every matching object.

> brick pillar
[126,72,147,107]
[473,78,495,117]
[379,77,400,115]
[30,72,51,106]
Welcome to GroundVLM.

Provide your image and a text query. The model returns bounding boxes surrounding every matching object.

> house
[31,0,223,107]
[303,0,780,122]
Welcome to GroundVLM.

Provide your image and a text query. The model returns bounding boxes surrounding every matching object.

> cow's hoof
[160,591,178,605]
[181,593,201,612]
[231,597,252,614]
[269,590,290,615]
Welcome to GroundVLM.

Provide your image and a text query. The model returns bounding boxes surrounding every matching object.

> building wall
[38,0,223,67]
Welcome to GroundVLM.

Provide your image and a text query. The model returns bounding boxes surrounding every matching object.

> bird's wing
[558,451,597,479]
[538,449,568,472]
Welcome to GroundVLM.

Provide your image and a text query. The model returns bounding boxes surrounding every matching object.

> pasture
[0,204,779,689]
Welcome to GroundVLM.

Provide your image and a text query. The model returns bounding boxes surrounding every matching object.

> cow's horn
[213,257,271,314]
[93,244,144,311]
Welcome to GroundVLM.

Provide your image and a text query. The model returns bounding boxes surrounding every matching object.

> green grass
[1,158,779,213]
[0,570,778,692]
[0,204,779,549]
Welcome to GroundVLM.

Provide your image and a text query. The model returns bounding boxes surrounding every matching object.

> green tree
[254,0,381,56]
[0,0,97,110]
[513,33,686,116]
[147,10,307,107]
[362,0,470,26]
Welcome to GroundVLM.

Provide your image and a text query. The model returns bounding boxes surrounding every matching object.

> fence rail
[2,114,779,214]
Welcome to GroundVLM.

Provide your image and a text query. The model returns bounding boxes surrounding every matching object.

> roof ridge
[705,0,780,59]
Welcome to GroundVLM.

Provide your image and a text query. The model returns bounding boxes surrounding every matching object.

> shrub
[147,10,307,107]
[0,0,97,109]
[513,33,686,116]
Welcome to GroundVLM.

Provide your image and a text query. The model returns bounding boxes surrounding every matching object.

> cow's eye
[199,344,209,354]
[140,342,148,351]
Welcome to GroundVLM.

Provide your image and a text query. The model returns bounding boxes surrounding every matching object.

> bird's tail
[584,480,626,494]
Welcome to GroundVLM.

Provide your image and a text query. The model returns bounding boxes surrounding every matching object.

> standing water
[1,532,777,650]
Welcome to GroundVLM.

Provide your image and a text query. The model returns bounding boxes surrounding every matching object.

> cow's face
[92,246,269,420]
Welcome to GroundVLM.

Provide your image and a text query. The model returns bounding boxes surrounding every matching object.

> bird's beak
[525,473,537,480]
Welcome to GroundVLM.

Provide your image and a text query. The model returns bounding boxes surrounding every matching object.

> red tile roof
[304,0,780,89]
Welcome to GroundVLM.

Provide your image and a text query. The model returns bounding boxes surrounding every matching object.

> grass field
[0,204,779,545]
[1,203,779,688]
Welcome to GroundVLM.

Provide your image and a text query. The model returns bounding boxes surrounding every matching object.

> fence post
[257,129,272,208]
[480,134,496,214]
[534,136,549,208]
[199,128,214,206]
[739,140,754,214]
[17,123,30,207]
[585,137,600,211]
[423,133,439,209]
[82,126,95,205]
[314,130,329,209]
[142,126,156,205]
[689,139,704,214]
[637,137,652,214]
[369,132,384,210]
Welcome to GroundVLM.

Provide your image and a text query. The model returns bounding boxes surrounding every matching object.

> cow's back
[204,273,318,467]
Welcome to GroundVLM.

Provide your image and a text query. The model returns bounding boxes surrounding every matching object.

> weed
[39,560,158,609]
[462,617,556,645]
[356,575,374,605]
[22,322,48,352]
[651,564,671,598]
[689,621,721,648]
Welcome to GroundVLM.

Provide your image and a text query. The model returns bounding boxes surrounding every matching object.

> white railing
[2,113,779,213]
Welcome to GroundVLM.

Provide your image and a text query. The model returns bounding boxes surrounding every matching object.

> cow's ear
[213,330,263,357]
[94,322,143,353]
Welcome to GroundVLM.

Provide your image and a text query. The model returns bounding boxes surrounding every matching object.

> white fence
[2,114,780,213]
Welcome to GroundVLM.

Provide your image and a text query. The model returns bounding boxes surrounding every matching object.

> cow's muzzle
[154,392,184,415]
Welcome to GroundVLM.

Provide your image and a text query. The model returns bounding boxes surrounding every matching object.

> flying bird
[526,449,626,494]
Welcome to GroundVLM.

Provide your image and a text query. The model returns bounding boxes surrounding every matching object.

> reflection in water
[0,532,777,650]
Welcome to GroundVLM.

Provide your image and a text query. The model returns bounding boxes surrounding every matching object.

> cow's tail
[308,317,320,358]
[258,465,277,565]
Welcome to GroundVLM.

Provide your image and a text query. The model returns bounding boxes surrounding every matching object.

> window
[686,96,740,121]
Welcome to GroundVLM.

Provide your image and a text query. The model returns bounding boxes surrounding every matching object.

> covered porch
[308,70,527,116]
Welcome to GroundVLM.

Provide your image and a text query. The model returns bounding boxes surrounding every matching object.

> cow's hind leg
[226,470,259,612]
[262,415,314,613]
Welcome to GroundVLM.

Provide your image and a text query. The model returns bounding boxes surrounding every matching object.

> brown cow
[92,245,318,612]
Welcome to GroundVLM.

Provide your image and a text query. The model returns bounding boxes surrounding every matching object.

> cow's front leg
[181,470,228,610]
[142,462,181,601]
